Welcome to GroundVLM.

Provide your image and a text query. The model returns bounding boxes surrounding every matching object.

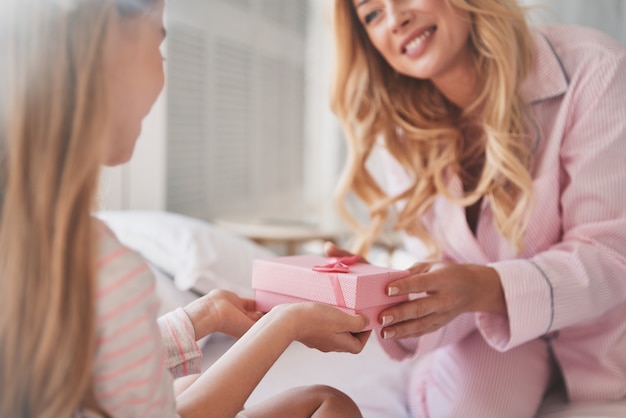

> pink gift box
[252,255,409,330]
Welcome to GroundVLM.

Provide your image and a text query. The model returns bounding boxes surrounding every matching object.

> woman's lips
[401,26,437,57]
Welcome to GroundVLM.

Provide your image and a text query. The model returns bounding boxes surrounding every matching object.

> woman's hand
[324,241,367,263]
[276,302,371,354]
[183,289,263,341]
[379,262,507,340]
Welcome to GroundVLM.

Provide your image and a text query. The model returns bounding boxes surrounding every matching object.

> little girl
[0,1,370,417]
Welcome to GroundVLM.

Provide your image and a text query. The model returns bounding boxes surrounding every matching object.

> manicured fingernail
[381,315,394,326]
[383,329,396,340]
[387,286,399,296]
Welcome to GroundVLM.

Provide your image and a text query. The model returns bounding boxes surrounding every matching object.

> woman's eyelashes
[363,10,380,24]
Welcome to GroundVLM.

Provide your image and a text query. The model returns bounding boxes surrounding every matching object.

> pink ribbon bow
[312,255,361,273]
[312,255,361,308]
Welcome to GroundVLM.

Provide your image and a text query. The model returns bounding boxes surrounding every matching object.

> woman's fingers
[323,241,366,261]
[381,312,452,340]
[386,269,440,297]
[324,241,348,257]
[407,261,435,275]
[380,295,441,327]
[378,263,504,340]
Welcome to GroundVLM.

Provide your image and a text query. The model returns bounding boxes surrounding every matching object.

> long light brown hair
[0,0,156,416]
[330,0,535,256]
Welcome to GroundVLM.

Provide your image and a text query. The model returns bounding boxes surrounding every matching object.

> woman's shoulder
[527,24,626,102]
[534,24,625,62]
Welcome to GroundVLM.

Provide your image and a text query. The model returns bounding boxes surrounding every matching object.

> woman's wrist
[470,264,507,316]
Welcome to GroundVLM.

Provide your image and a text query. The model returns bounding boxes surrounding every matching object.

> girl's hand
[278,302,371,354]
[184,289,263,341]
[378,262,506,340]
[176,301,369,416]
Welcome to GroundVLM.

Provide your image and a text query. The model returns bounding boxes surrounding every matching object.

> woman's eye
[364,10,379,24]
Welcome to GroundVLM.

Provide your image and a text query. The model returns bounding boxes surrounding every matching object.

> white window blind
[165,0,308,220]
[165,24,207,218]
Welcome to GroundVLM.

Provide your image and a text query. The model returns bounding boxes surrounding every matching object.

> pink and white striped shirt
[378,25,626,402]
[86,222,203,417]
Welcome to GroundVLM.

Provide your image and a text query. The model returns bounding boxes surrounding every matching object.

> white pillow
[96,210,275,297]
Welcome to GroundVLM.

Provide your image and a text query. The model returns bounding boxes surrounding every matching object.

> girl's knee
[244,385,362,418]
[303,385,362,418]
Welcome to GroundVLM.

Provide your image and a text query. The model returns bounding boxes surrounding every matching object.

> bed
[98,210,626,417]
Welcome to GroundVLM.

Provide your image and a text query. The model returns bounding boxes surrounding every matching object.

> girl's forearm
[175,306,297,418]
[182,296,219,339]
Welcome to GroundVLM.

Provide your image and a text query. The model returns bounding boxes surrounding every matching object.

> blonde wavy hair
[0,0,156,416]
[330,0,535,257]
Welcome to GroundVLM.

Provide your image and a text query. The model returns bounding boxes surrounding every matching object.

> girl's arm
[158,289,262,378]
[175,302,369,418]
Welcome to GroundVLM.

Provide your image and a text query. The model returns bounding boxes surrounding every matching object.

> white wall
[302,0,346,230]
[99,91,167,211]
[163,0,307,221]
[520,0,626,44]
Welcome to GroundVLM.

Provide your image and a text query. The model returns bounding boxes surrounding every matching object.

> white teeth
[404,28,435,52]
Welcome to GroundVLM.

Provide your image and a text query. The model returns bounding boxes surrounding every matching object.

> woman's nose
[386,1,411,33]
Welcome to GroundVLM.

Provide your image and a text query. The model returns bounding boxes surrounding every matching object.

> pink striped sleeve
[92,222,179,417]
[158,308,202,379]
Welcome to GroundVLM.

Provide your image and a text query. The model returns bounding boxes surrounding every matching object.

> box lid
[252,255,409,309]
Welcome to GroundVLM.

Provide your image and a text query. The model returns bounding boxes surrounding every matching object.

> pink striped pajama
[84,222,202,417]
[378,25,626,417]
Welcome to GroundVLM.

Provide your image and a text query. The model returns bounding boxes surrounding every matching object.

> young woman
[0,1,370,417]
[328,0,626,416]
